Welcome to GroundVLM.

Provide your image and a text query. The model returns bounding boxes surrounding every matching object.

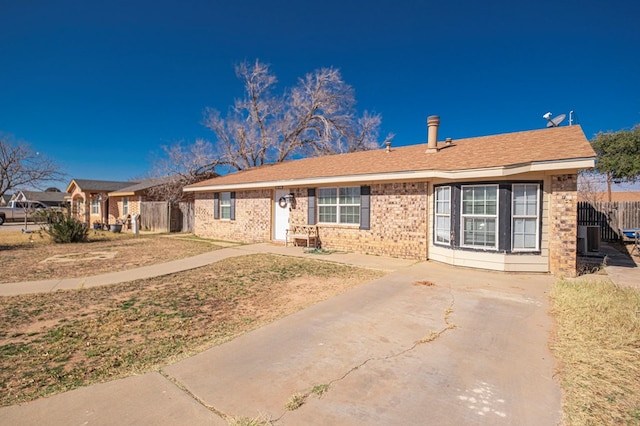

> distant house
[184,118,596,277]
[65,177,176,227]
[0,194,10,206]
[10,190,69,207]
[65,179,134,226]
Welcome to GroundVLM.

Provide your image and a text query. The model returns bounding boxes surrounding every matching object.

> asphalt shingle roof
[186,125,595,190]
[68,179,136,193]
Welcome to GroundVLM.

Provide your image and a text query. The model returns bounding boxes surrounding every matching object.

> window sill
[317,223,360,229]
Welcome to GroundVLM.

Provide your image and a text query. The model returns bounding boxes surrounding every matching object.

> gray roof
[69,179,137,192]
[110,177,174,194]
[20,191,69,203]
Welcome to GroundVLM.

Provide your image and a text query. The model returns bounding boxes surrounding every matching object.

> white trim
[183,158,595,192]
[460,184,499,249]
[511,183,540,252]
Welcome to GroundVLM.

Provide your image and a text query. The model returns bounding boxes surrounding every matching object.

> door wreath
[278,197,288,208]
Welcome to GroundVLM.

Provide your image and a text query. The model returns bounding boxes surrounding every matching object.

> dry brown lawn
[0,232,384,407]
[551,278,640,425]
[0,231,218,283]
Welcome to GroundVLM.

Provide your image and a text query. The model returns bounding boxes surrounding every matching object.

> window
[220,192,231,219]
[434,186,451,244]
[512,184,539,250]
[434,182,542,253]
[214,192,235,220]
[91,198,99,215]
[461,185,498,248]
[318,187,360,224]
[122,197,129,215]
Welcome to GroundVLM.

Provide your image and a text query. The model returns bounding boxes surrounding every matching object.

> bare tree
[0,133,65,199]
[578,171,606,205]
[202,60,393,172]
[147,138,219,202]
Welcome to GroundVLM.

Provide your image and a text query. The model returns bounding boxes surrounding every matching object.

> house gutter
[183,157,595,192]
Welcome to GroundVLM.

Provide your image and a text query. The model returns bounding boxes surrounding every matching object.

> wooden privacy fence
[140,201,194,233]
[578,201,640,241]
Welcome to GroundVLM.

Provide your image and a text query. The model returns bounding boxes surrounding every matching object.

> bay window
[512,184,540,250]
[434,182,541,253]
[461,185,498,248]
[435,186,451,244]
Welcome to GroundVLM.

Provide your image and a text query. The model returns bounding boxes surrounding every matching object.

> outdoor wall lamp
[278,193,296,209]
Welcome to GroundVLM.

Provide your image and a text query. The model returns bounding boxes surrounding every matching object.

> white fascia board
[183,157,596,192]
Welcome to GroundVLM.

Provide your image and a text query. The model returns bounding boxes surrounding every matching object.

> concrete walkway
[0,243,417,296]
[0,243,569,425]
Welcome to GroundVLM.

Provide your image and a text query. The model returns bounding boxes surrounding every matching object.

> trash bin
[132,214,140,235]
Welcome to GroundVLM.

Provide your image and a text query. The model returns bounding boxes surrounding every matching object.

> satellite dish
[545,113,566,127]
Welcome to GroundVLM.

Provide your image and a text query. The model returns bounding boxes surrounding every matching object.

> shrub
[43,211,89,243]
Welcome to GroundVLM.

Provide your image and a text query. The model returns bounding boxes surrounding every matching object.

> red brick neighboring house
[65,179,133,226]
[66,178,173,228]
[184,118,596,277]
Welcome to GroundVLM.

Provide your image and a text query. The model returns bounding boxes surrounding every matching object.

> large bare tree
[203,60,393,171]
[146,138,219,203]
[0,133,64,199]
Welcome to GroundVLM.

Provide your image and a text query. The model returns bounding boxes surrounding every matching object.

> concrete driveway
[164,261,560,425]
[0,255,560,425]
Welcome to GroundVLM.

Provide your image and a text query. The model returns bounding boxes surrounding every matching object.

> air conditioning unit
[578,225,600,254]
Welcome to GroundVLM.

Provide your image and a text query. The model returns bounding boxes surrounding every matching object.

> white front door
[274,189,290,241]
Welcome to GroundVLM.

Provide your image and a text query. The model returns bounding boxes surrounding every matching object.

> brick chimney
[426,115,440,153]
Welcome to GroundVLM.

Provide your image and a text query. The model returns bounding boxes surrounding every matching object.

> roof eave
[183,157,596,192]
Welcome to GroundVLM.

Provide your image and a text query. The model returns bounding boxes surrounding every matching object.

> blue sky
[1,0,639,191]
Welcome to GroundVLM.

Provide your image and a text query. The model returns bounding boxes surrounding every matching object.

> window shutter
[230,192,236,221]
[360,185,370,230]
[307,188,316,225]
[213,193,220,219]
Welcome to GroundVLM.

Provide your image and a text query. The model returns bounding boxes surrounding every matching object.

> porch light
[284,193,296,208]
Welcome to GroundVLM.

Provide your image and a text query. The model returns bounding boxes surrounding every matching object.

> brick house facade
[186,120,595,276]
[65,178,172,229]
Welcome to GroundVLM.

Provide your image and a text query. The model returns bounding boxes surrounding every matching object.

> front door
[274,189,290,241]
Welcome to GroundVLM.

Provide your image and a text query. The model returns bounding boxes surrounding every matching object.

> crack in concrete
[159,369,232,423]
[157,285,457,426]
[273,284,457,424]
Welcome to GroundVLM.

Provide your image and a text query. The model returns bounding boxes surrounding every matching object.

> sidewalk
[0,243,417,296]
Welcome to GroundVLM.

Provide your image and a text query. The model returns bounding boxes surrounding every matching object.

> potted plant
[93,221,102,230]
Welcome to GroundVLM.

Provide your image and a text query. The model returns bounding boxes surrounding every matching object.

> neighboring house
[106,177,177,222]
[65,177,177,228]
[65,179,133,226]
[0,194,10,206]
[184,117,596,277]
[10,190,69,207]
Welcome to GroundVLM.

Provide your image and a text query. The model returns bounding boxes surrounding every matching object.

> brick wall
[194,189,272,242]
[289,182,428,260]
[549,174,578,277]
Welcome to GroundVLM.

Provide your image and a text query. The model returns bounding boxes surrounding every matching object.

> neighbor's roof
[66,179,136,194]
[185,125,596,191]
[19,190,68,203]
[108,177,174,196]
